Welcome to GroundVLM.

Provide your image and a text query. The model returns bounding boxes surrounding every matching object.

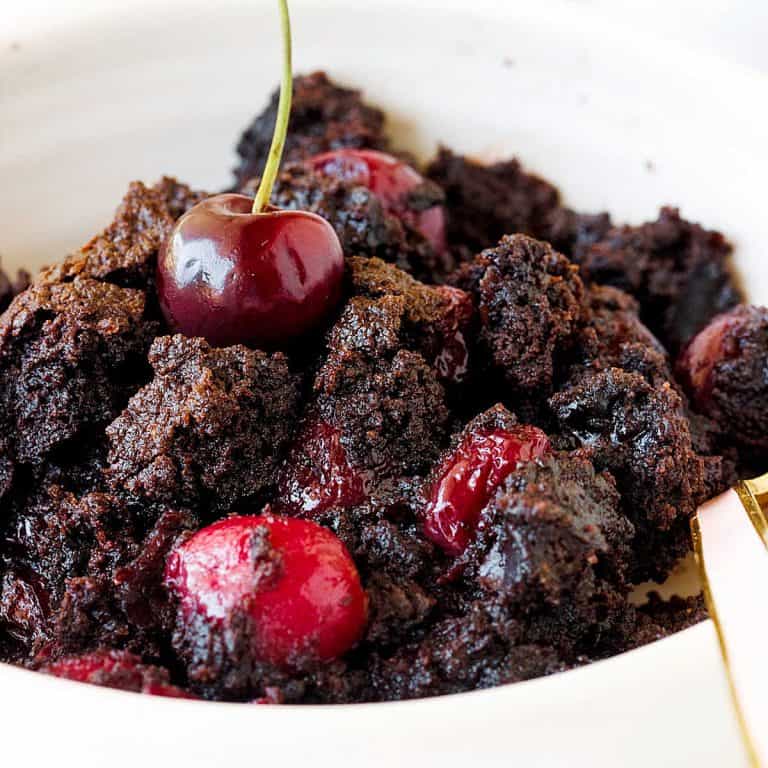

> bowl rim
[1,0,766,718]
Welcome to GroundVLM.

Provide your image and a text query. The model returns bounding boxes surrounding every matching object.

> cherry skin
[276,419,370,516]
[157,194,344,348]
[42,649,195,698]
[676,311,741,411]
[310,148,447,254]
[164,513,368,668]
[423,425,551,556]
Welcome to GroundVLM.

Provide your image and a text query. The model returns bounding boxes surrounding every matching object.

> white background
[3,0,768,73]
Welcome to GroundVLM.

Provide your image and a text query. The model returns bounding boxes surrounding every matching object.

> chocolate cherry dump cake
[1,48,765,704]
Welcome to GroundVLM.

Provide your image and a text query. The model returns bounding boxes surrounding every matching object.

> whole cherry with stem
[157,0,344,348]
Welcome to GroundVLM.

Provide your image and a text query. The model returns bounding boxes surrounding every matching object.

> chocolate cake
[0,72,759,704]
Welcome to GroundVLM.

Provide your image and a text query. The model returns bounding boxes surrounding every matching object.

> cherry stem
[252,0,293,214]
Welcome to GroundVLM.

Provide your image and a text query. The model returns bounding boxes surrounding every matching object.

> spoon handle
[693,474,768,767]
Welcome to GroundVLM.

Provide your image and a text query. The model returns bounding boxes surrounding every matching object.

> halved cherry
[310,148,446,254]
[423,424,551,555]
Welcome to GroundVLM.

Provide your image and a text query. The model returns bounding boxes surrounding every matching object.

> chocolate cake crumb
[453,234,588,399]
[39,178,205,291]
[573,207,742,353]
[0,265,30,313]
[0,279,156,475]
[426,148,561,262]
[314,296,450,477]
[542,207,614,260]
[464,453,633,653]
[348,256,473,383]
[234,71,387,186]
[106,335,301,515]
[627,593,707,649]
[370,602,564,701]
[550,368,706,580]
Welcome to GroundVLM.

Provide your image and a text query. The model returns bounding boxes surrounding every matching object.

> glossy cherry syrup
[164,514,367,668]
[277,419,370,516]
[423,425,551,555]
[311,148,446,254]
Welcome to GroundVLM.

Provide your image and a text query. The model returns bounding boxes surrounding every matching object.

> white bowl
[1,2,766,765]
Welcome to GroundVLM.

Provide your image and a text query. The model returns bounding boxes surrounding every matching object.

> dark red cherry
[42,650,195,698]
[158,0,336,348]
[276,419,370,515]
[423,425,551,555]
[157,194,344,348]
[164,513,367,668]
[310,148,446,254]
[676,311,741,411]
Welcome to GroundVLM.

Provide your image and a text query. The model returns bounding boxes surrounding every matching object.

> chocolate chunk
[426,148,562,260]
[573,207,742,353]
[315,297,449,476]
[348,256,473,383]
[453,234,588,397]
[107,335,301,514]
[0,279,156,470]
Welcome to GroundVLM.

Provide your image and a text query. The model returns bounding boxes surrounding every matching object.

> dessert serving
[1,1,766,706]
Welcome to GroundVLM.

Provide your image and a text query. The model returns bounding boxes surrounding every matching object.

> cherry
[157,196,343,347]
[164,514,367,668]
[157,0,344,348]
[422,425,551,555]
[43,650,195,698]
[277,419,370,515]
[676,311,740,410]
[310,148,447,254]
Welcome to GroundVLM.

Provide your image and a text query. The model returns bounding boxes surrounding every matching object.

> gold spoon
[693,473,768,767]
